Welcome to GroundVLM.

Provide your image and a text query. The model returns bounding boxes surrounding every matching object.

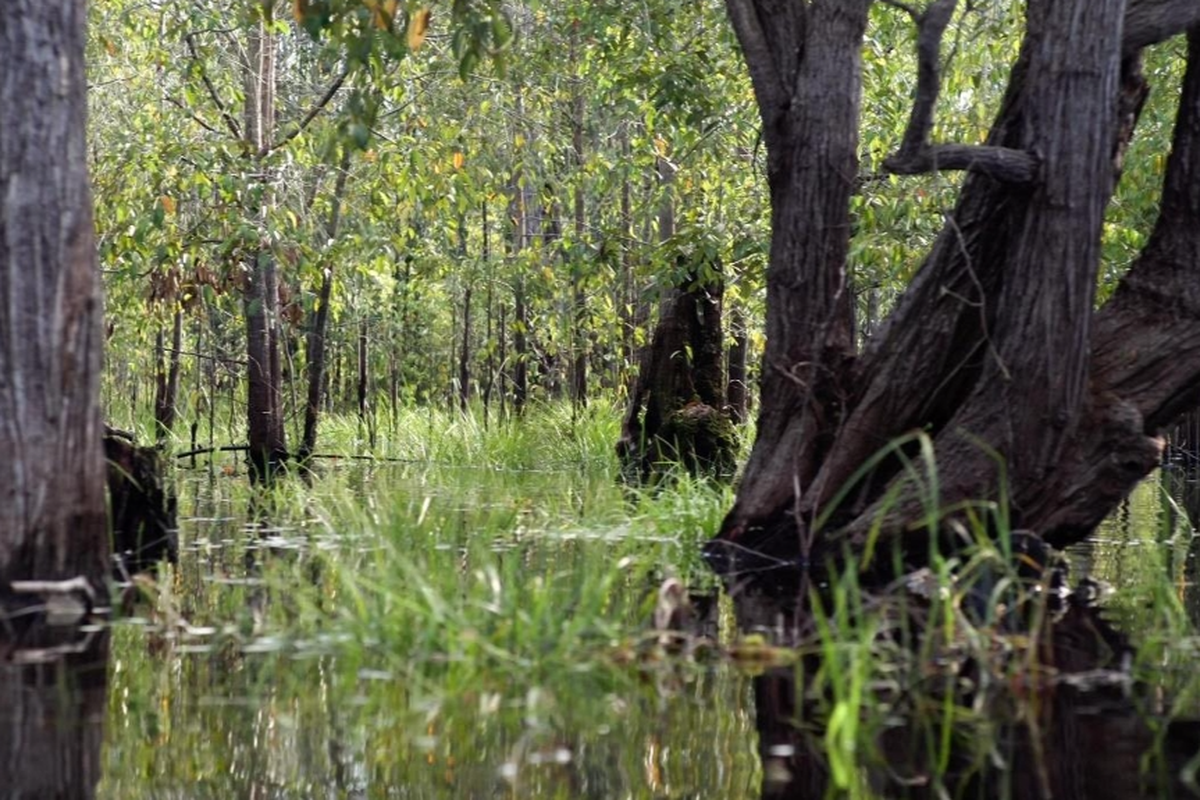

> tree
[708,0,1200,572]
[0,1,108,599]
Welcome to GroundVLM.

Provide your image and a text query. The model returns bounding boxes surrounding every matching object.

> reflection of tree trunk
[0,635,109,800]
[736,588,1200,800]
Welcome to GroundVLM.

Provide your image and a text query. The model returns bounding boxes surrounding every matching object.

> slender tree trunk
[459,285,472,413]
[357,321,369,422]
[243,2,286,481]
[0,0,107,595]
[482,201,495,424]
[154,307,184,445]
[299,148,351,460]
[509,172,530,415]
[726,304,749,424]
[619,124,635,386]
[569,26,588,410]
[458,214,472,413]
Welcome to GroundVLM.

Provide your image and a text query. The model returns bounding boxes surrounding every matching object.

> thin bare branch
[265,67,350,156]
[184,32,242,141]
[165,95,220,135]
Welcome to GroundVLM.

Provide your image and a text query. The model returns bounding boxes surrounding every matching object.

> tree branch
[897,0,959,156]
[1124,0,1200,54]
[724,0,787,131]
[265,67,350,156]
[165,95,220,135]
[881,0,1038,184]
[184,32,242,141]
[878,0,920,20]
[883,143,1040,182]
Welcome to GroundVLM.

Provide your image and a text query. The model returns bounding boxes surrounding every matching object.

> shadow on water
[0,632,109,799]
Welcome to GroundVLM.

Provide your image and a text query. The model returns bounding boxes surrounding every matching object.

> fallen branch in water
[174,445,417,464]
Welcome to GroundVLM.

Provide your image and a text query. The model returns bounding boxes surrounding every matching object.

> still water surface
[7,462,1200,798]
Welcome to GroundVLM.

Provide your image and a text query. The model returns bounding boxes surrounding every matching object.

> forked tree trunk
[710,0,1200,572]
[0,0,108,596]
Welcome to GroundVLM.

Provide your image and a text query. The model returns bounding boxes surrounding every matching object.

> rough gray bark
[719,0,868,536]
[0,0,108,594]
[711,0,1200,571]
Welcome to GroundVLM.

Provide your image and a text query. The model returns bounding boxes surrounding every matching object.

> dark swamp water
[8,462,1200,798]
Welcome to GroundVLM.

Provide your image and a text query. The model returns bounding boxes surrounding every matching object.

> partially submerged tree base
[619,263,737,484]
[105,429,177,576]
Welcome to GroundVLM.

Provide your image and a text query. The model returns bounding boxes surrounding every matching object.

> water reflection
[0,633,109,799]
[90,462,1200,798]
[737,584,1200,799]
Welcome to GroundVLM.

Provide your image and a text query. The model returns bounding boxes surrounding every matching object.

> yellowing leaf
[452,151,464,170]
[408,8,431,51]
[101,36,118,57]
[371,0,398,31]
[654,135,668,157]
[160,195,176,215]
[513,133,526,148]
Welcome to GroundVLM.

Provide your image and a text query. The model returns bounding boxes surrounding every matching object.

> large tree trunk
[0,0,108,597]
[710,0,1200,573]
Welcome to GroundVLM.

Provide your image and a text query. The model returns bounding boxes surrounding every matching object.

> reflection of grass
[101,410,1200,798]
[103,428,759,798]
